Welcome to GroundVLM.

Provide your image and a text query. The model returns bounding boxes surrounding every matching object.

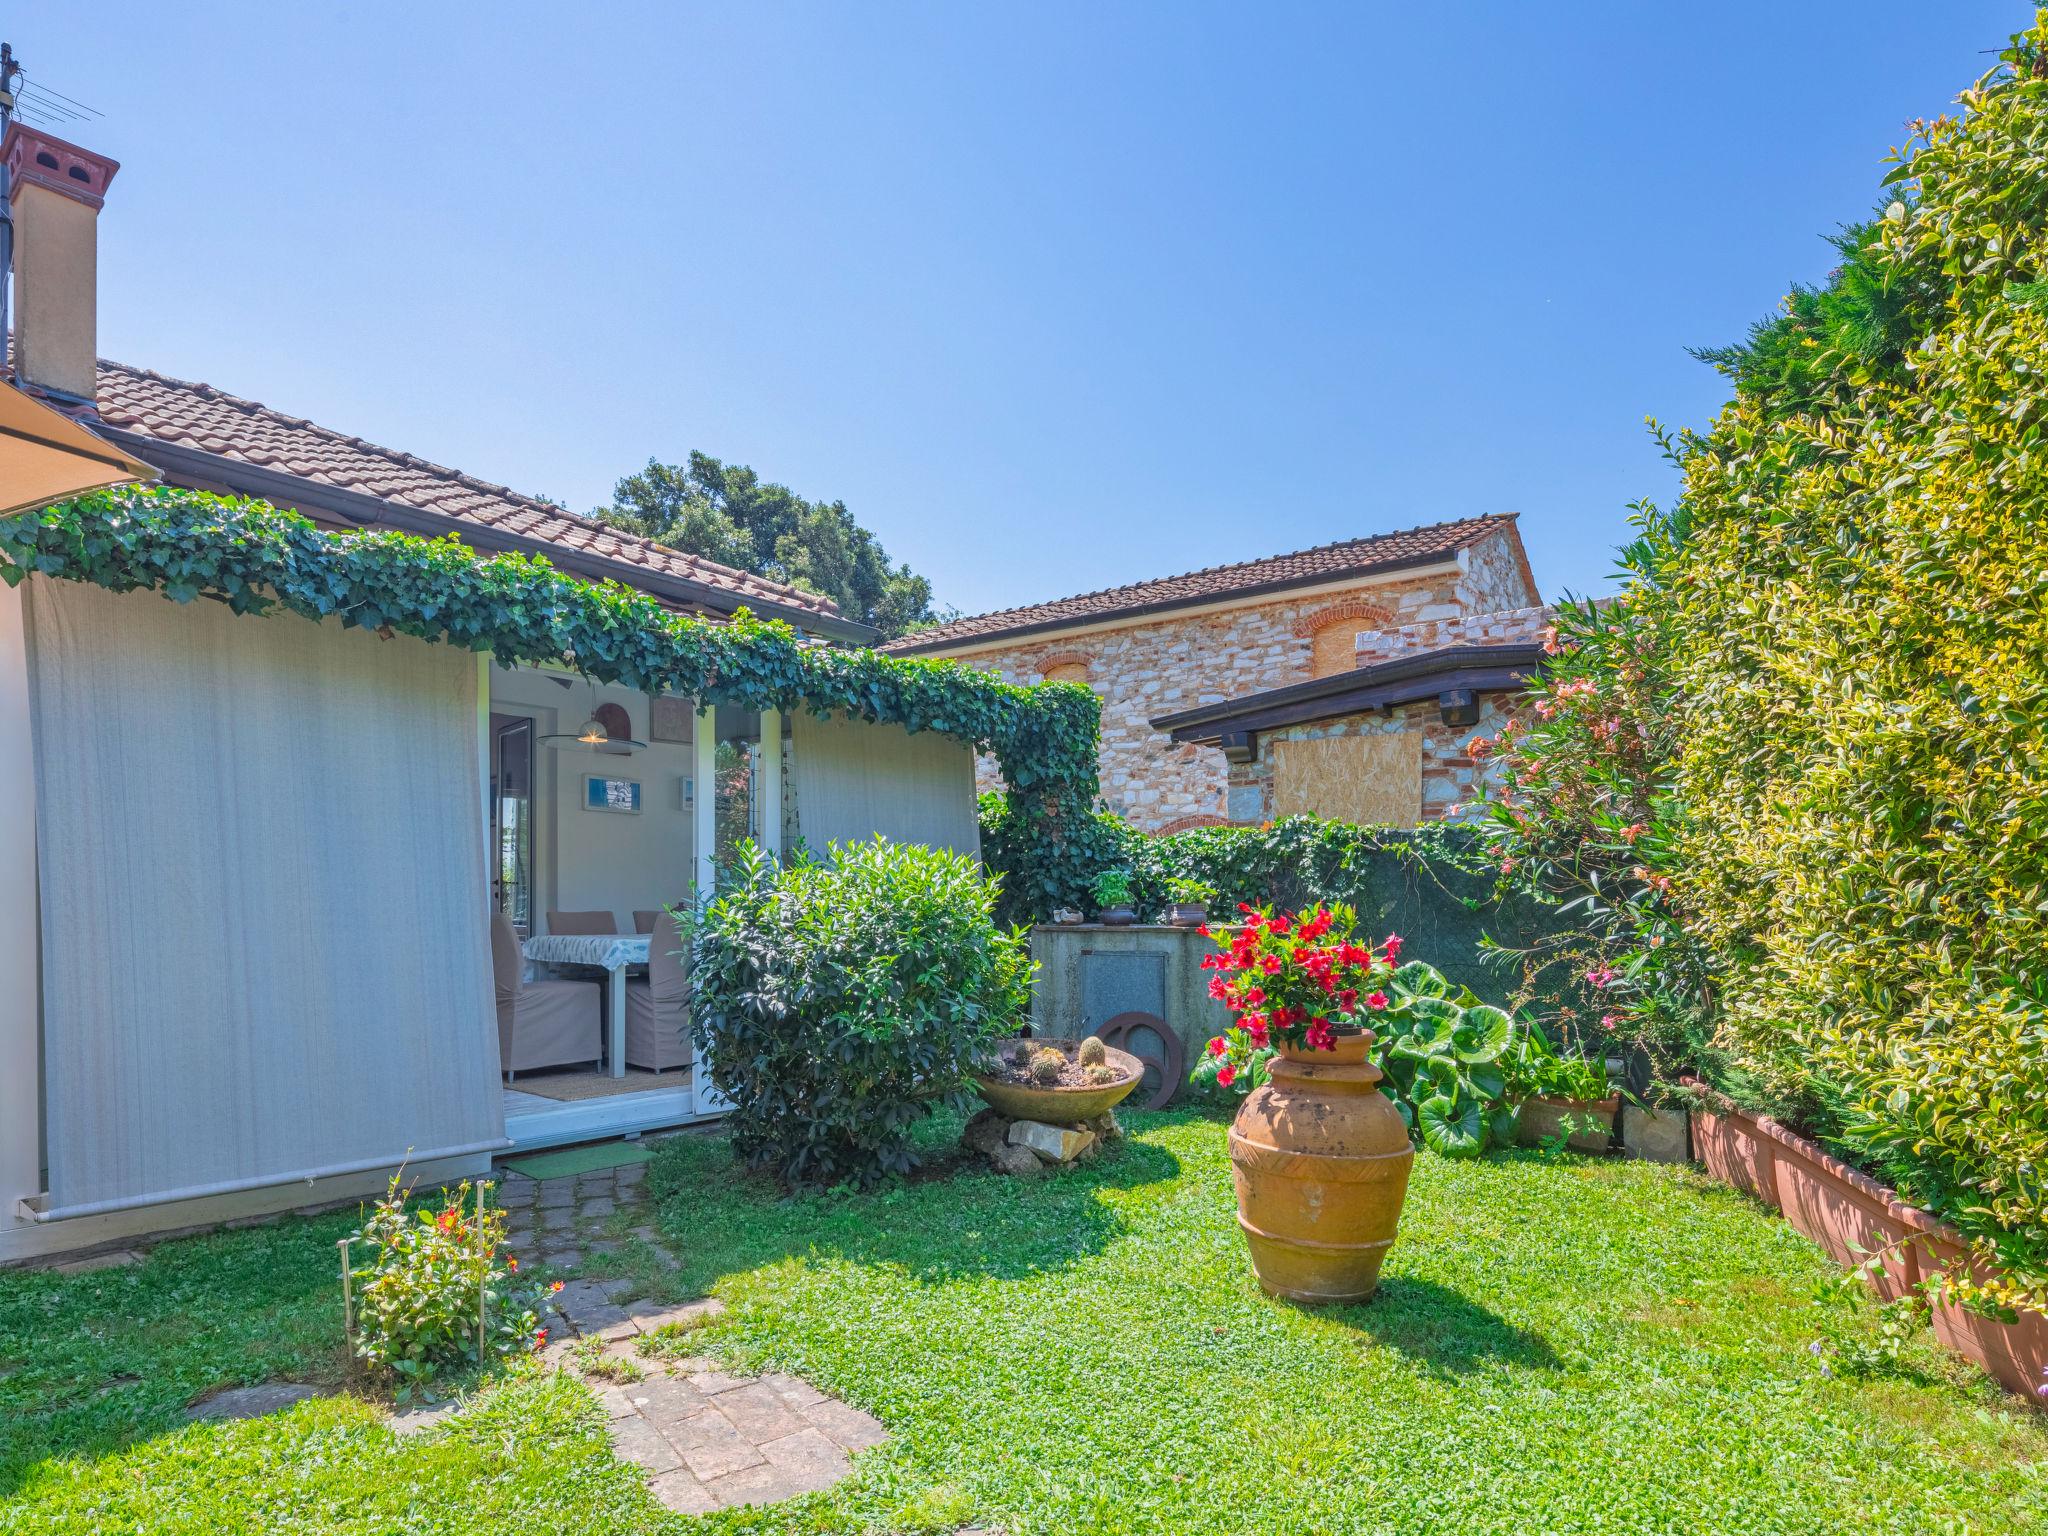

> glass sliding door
[713,709,761,869]
[491,713,535,933]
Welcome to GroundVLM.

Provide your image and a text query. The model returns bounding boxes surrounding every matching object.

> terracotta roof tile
[91,359,842,620]
[883,514,1519,653]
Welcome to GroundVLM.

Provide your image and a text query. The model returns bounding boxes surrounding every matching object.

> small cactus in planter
[1030,1047,1067,1084]
[1078,1035,1107,1068]
[1084,1063,1119,1085]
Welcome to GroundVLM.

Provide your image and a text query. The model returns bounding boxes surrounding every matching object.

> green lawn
[4,1109,2046,1534]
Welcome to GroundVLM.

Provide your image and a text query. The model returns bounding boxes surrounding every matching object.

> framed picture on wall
[583,775,643,814]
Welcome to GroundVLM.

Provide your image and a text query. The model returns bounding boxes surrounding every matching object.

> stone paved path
[493,1152,889,1514]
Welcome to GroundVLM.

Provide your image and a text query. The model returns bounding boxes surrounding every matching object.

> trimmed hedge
[1479,20,2048,1306]
[982,798,1583,1014]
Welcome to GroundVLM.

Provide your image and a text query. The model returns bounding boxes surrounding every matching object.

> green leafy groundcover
[0,485,1103,898]
[8,1115,2046,1534]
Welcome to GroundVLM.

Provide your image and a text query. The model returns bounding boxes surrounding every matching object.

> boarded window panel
[1272,732,1422,826]
[1310,623,1362,678]
[1041,661,1090,685]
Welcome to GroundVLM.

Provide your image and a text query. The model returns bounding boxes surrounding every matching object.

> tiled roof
[92,359,842,620]
[883,514,1519,653]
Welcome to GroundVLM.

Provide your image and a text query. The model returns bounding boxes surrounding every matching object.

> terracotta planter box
[1689,1099,1780,1208]
[1517,1095,1617,1154]
[1684,1082,2046,1404]
[1893,1202,2048,1402]
[1752,1117,1920,1304]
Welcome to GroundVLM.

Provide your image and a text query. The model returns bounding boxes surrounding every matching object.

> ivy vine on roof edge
[0,485,1108,914]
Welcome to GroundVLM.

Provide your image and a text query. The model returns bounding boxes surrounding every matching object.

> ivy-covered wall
[981,798,1583,1013]
[0,486,1106,907]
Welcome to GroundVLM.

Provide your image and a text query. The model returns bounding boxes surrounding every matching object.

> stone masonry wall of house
[1226,605,1553,825]
[963,529,1541,832]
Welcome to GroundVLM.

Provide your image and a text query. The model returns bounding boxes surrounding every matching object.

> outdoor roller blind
[25,579,505,1217]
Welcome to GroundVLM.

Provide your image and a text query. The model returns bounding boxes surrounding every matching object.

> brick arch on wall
[1153,813,1229,836]
[1031,649,1094,685]
[1293,598,1397,679]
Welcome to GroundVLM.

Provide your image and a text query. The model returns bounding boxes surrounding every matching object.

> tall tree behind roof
[598,451,937,639]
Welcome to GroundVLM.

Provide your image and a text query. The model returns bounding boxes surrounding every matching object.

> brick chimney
[3,122,118,403]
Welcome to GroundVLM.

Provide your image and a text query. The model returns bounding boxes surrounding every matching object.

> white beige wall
[0,579,42,1251]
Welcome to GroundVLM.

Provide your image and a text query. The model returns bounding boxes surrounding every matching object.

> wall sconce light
[1437,688,1480,728]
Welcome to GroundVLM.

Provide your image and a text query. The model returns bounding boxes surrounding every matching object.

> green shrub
[982,799,1583,1011]
[1481,18,2048,1306]
[345,1177,549,1402]
[689,838,1032,1187]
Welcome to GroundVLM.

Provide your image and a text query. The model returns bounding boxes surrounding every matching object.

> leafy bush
[1481,19,2048,1306]
[345,1177,552,1401]
[690,838,1032,1187]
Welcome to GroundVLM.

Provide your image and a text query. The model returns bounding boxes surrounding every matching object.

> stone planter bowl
[971,1040,1145,1122]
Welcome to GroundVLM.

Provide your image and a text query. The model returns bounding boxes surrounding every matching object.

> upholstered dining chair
[623,910,692,1072]
[490,915,602,1079]
[547,909,618,935]
[632,910,662,934]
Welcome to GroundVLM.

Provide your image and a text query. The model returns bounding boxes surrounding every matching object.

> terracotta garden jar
[1228,1031,1414,1303]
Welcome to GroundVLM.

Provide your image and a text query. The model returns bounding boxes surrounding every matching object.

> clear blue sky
[18,3,2023,615]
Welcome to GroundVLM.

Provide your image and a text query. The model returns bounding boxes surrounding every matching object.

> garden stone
[1623,1105,1691,1164]
[387,1399,462,1437]
[608,1412,684,1474]
[185,1382,328,1421]
[687,1364,752,1395]
[989,1142,1044,1178]
[1007,1119,1094,1164]
[762,1371,826,1408]
[632,1372,710,1421]
[54,1248,143,1275]
[962,1108,1009,1156]
[648,1469,721,1514]
[581,1197,617,1219]
[705,1428,849,1506]
[663,1404,768,1479]
[615,1163,647,1187]
[1084,1110,1124,1142]
[800,1395,888,1450]
[712,1382,809,1442]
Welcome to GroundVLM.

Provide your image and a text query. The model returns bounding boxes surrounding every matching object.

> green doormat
[501,1141,654,1181]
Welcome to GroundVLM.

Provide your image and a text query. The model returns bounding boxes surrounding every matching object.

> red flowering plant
[345,1175,552,1403]
[1188,902,1523,1156]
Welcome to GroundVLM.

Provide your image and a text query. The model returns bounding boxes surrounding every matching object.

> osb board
[649,695,696,743]
[1272,731,1422,826]
[1310,623,1363,679]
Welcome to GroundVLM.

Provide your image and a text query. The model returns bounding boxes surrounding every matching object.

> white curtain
[26,580,504,1217]
[791,710,981,859]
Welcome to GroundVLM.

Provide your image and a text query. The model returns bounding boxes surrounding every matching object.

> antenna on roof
[0,49,103,373]
[0,43,19,364]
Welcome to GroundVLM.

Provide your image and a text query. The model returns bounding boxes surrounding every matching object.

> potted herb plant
[1093,868,1137,926]
[1512,1039,1619,1154]
[1162,877,1214,928]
